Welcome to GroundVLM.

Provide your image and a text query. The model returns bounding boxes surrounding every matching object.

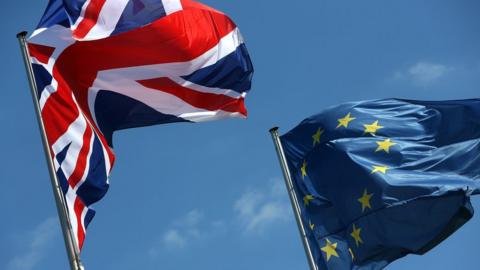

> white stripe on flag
[51,115,87,182]
[162,0,183,15]
[82,0,130,40]
[170,77,243,99]
[65,188,80,250]
[80,206,89,239]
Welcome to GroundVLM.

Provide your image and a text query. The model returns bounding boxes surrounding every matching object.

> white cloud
[150,209,224,255]
[174,209,204,228]
[7,217,58,270]
[234,178,290,234]
[161,209,204,250]
[234,190,263,218]
[245,202,288,232]
[162,229,187,249]
[394,61,450,86]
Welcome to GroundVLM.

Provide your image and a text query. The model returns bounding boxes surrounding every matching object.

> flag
[27,0,253,251]
[280,99,480,269]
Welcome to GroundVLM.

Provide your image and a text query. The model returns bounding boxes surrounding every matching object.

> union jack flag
[27,0,253,251]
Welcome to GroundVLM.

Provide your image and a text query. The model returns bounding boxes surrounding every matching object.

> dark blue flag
[280,99,480,269]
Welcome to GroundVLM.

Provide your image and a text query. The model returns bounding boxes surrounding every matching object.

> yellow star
[337,113,356,128]
[321,238,339,261]
[375,138,396,153]
[312,128,324,146]
[303,194,315,206]
[371,165,389,174]
[301,160,308,179]
[363,120,384,135]
[358,189,373,212]
[349,248,355,261]
[309,220,315,231]
[350,224,363,247]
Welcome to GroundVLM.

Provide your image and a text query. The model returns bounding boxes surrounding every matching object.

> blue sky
[1,0,480,269]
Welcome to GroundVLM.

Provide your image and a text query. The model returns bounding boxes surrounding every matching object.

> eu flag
[280,99,480,269]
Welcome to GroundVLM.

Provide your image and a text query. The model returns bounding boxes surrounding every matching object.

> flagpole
[16,31,84,270]
[269,127,317,270]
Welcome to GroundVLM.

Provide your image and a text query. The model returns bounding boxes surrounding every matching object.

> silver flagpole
[269,127,317,270]
[17,31,84,270]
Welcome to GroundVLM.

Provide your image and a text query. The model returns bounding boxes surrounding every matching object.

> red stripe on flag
[138,77,247,115]
[73,0,107,39]
[68,125,93,188]
[74,197,86,250]
[41,84,80,147]
[27,43,55,64]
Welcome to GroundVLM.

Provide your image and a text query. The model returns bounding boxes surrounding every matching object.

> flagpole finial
[269,127,279,133]
[16,31,28,38]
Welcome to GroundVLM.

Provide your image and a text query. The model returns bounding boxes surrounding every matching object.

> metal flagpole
[17,31,84,270]
[269,127,317,270]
